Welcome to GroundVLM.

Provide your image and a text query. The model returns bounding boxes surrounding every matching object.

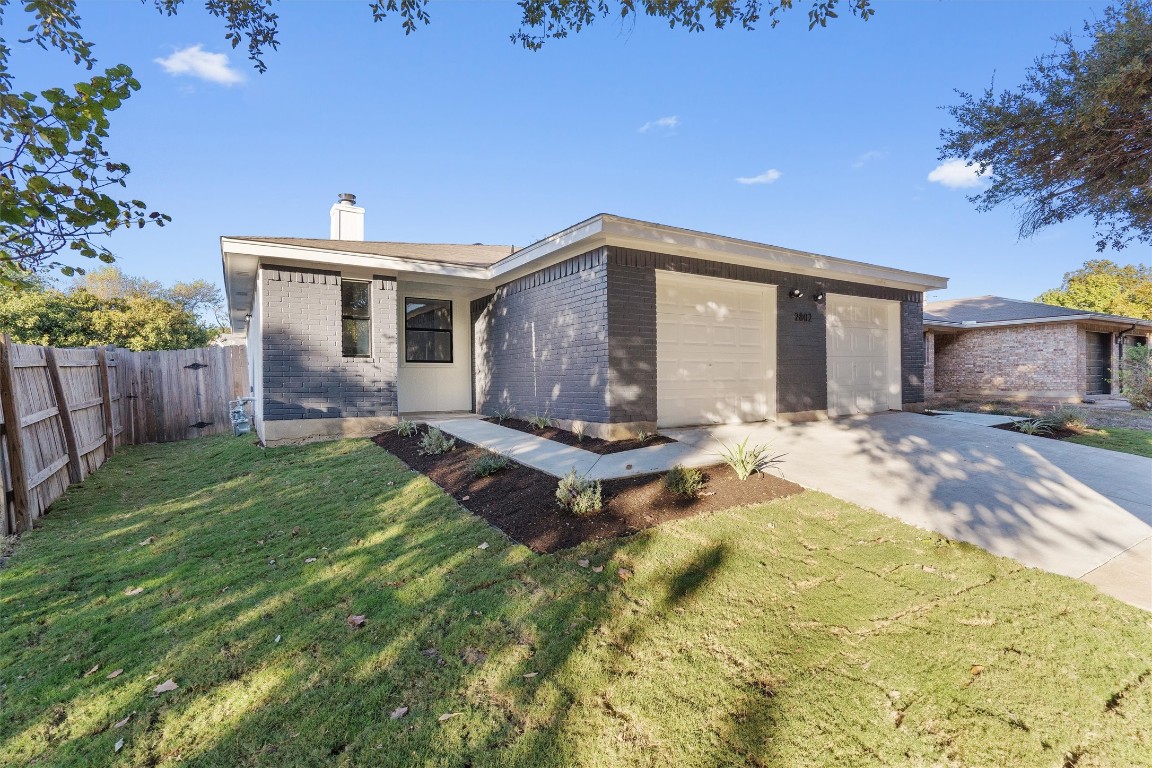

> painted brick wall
[932,323,1081,396]
[606,262,657,422]
[262,265,398,421]
[923,331,936,396]
[901,301,926,404]
[473,249,611,422]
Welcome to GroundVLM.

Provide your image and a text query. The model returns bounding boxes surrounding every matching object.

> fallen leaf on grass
[390,706,408,720]
[477,542,489,550]
[153,679,178,694]
[113,713,134,729]
[438,713,462,722]
[970,665,985,677]
[114,738,124,753]
[274,635,281,643]
[577,559,589,568]
[144,673,159,681]
[617,568,633,581]
[522,672,538,679]
[347,615,367,628]
[138,536,155,546]
[106,669,123,680]
[83,664,100,677]
[124,587,143,596]
[291,526,300,536]
[592,566,603,573]
[304,557,317,563]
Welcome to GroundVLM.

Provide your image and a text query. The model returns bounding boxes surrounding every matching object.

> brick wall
[262,265,398,421]
[606,262,657,422]
[901,301,926,404]
[923,331,935,396]
[473,249,611,423]
[932,323,1081,396]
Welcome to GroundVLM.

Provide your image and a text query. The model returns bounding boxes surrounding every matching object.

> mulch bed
[373,430,803,554]
[482,417,676,455]
[992,423,1087,440]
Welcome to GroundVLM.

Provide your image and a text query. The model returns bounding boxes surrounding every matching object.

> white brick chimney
[329,193,364,241]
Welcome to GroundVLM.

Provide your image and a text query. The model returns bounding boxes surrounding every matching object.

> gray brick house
[222,196,948,445]
[923,296,1151,401]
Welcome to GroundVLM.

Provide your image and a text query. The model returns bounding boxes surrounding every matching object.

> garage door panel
[656,274,776,428]
[826,295,899,417]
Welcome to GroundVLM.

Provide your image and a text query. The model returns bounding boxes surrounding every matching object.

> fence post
[0,335,31,532]
[44,347,83,483]
[97,346,116,459]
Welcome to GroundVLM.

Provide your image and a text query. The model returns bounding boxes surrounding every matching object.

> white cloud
[927,158,987,189]
[155,45,245,86]
[735,169,782,185]
[638,115,679,133]
[852,150,884,169]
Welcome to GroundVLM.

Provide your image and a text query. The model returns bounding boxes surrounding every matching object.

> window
[405,298,452,363]
[341,280,371,357]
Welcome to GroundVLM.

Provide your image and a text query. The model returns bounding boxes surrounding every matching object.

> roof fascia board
[220,237,491,279]
[924,315,1152,330]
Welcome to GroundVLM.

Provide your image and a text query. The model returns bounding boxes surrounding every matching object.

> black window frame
[341,279,372,358]
[404,297,453,364]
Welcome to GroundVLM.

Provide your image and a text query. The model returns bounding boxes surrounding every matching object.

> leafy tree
[939,1,1152,251]
[1036,259,1152,319]
[0,269,220,349]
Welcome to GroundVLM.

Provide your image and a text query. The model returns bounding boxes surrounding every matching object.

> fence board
[0,340,247,532]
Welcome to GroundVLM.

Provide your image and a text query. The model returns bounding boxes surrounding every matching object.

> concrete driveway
[654,412,1152,610]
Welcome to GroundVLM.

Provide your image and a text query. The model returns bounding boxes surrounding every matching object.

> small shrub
[571,421,587,442]
[492,406,516,423]
[417,427,456,456]
[528,413,554,430]
[635,429,653,443]
[394,419,419,438]
[1014,416,1058,436]
[665,465,705,498]
[1118,345,1152,410]
[470,450,510,477]
[556,469,603,516]
[1049,405,1088,432]
[715,437,785,481]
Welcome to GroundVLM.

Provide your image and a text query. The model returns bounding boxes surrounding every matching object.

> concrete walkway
[926,410,1026,427]
[427,413,1152,610]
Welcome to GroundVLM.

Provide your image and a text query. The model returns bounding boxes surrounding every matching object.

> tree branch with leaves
[939,1,1152,252]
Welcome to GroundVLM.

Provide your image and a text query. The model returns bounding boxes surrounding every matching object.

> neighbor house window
[405,298,452,363]
[341,280,371,357]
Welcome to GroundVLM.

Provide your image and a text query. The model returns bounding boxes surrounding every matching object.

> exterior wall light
[814,292,826,301]
[789,289,804,299]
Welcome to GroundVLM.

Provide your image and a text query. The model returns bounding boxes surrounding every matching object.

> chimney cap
[337,192,357,205]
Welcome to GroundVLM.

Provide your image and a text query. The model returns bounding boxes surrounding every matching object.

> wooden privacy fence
[0,339,248,535]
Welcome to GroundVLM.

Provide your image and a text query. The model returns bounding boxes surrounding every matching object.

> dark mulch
[482,417,676,455]
[373,430,803,554]
[992,423,1085,440]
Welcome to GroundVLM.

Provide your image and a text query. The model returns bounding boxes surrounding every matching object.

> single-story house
[221,195,948,445]
[923,296,1152,402]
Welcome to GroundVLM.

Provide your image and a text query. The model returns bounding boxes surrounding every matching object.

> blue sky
[13,0,1150,302]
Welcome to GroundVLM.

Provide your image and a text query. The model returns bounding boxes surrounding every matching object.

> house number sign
[793,312,813,322]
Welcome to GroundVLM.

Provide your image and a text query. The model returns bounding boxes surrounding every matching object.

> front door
[1085,332,1111,395]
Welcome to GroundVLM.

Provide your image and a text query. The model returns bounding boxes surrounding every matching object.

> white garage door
[656,272,776,428]
[826,294,901,416]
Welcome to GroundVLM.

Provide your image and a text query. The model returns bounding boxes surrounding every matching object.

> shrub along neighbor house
[221,195,948,445]
[923,296,1152,402]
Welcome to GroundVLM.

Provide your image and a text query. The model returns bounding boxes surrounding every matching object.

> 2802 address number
[794,312,813,322]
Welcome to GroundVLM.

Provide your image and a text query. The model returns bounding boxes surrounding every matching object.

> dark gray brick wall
[262,264,398,421]
[901,300,926,404]
[474,249,610,422]
[606,262,657,422]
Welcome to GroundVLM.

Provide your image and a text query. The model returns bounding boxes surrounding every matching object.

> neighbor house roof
[924,296,1152,330]
[226,237,514,268]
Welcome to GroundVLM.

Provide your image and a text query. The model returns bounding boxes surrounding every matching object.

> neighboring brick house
[924,296,1151,402]
[222,195,947,445]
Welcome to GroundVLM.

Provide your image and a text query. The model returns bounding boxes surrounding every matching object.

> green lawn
[1064,426,1152,458]
[2,437,1150,767]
